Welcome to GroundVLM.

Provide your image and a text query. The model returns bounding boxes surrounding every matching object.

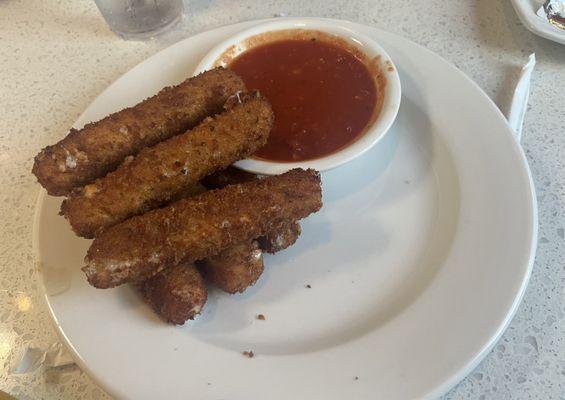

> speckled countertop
[1,0,564,399]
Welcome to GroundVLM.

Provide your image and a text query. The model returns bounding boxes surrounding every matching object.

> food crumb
[305,284,311,289]
[242,350,254,358]
[256,314,266,320]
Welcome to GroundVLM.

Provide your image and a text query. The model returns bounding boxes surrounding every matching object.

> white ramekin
[194,18,402,175]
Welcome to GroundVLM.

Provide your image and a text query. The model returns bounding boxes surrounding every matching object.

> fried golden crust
[259,222,302,254]
[32,68,246,196]
[83,168,322,288]
[136,263,206,325]
[200,240,264,294]
[61,95,273,238]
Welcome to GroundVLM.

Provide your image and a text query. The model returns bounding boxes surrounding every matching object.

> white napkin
[506,53,536,141]
[11,342,75,374]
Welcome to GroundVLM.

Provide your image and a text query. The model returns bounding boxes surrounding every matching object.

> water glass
[94,0,184,39]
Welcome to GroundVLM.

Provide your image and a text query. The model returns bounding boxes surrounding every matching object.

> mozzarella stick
[199,168,263,294]
[33,68,246,196]
[83,168,322,288]
[199,168,301,292]
[141,222,301,325]
[140,224,300,323]
[200,221,301,294]
[136,263,206,325]
[200,240,264,294]
[259,222,302,254]
[61,94,273,238]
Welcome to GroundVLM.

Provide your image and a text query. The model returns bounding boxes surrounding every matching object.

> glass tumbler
[94,0,184,39]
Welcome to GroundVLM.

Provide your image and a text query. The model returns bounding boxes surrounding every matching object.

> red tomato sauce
[229,38,378,162]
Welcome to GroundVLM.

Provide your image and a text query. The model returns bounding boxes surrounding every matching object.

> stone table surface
[0,0,563,399]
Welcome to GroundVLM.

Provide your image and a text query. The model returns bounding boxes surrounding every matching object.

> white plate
[511,0,565,45]
[34,18,537,400]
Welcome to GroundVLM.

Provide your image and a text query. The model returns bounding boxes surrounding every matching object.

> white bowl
[194,18,402,175]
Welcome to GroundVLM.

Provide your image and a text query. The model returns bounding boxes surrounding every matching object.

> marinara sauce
[229,38,378,162]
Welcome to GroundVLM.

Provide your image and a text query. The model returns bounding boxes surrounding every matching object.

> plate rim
[32,17,538,400]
